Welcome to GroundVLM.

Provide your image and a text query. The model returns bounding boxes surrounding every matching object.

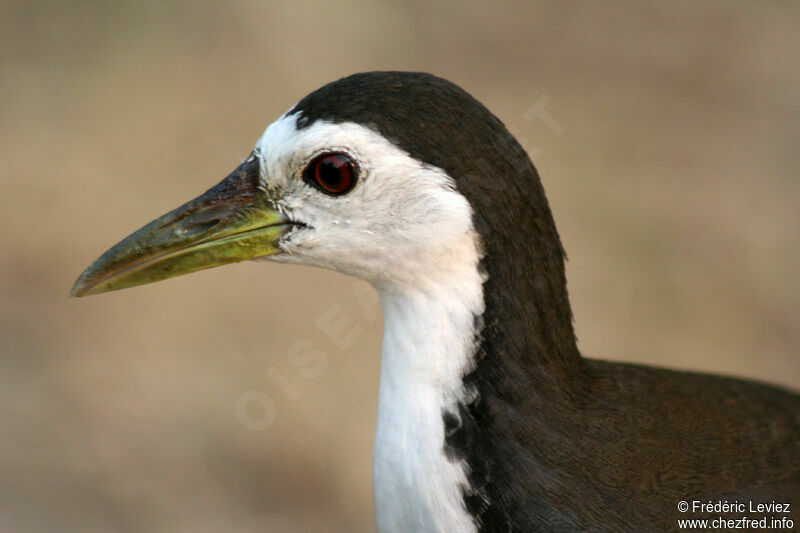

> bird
[71,72,799,532]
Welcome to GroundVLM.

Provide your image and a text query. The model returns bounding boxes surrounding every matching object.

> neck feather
[373,234,484,533]
[370,165,583,530]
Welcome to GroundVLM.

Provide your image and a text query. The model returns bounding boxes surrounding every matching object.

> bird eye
[304,152,358,196]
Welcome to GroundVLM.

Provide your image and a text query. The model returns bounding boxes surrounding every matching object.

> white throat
[253,113,490,531]
[373,234,485,533]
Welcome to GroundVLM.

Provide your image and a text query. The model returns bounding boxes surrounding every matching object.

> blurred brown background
[1,1,798,531]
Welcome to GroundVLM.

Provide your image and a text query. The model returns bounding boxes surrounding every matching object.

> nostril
[176,219,220,237]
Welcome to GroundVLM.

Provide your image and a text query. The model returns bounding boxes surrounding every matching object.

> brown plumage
[293,72,800,530]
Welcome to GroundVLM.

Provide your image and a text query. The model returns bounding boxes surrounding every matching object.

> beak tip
[70,280,86,298]
[70,270,99,298]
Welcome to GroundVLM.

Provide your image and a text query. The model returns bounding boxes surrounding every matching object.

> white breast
[372,233,485,533]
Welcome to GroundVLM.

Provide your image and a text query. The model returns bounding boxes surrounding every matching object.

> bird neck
[371,201,582,531]
[372,237,484,532]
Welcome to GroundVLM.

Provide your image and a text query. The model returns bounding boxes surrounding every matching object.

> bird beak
[71,155,292,297]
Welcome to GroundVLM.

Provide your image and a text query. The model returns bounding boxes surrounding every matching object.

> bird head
[71,73,490,296]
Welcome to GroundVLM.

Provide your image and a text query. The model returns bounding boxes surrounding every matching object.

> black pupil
[315,155,352,193]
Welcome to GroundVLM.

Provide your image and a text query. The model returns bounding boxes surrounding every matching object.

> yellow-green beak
[71,156,292,297]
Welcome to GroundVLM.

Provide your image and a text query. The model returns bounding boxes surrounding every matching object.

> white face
[255,114,486,531]
[254,113,479,290]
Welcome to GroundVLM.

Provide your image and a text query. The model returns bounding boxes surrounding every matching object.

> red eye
[306,153,358,195]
